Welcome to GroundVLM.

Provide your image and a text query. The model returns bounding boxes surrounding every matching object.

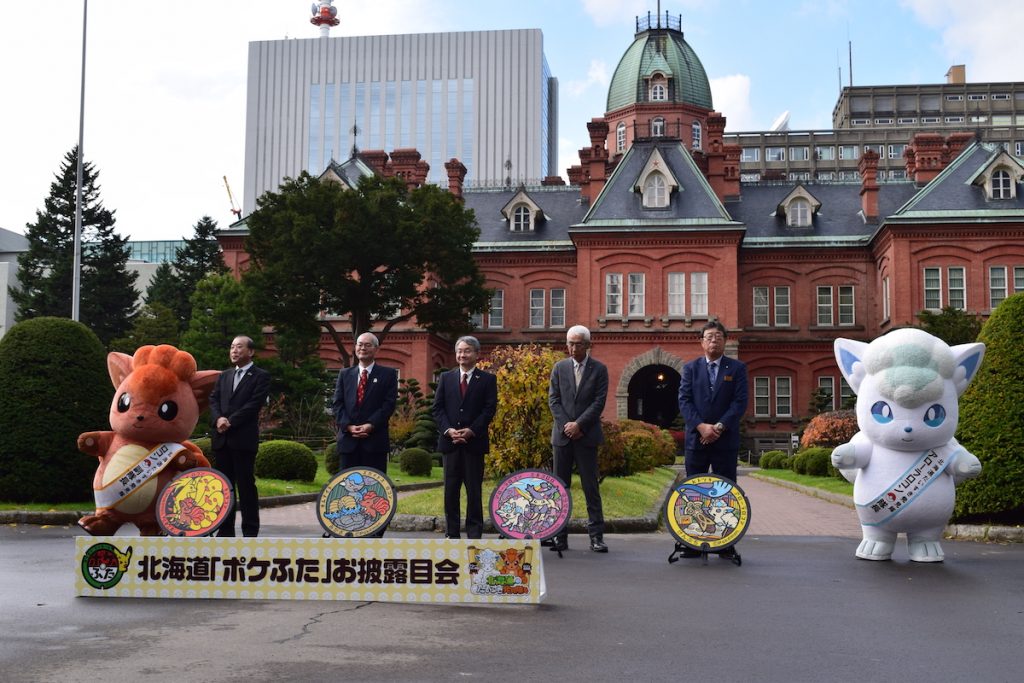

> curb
[748,471,1024,544]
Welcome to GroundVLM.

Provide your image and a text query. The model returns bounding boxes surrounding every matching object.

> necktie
[357,368,368,406]
[460,372,468,397]
[709,361,718,388]
[574,362,583,388]
[233,368,244,391]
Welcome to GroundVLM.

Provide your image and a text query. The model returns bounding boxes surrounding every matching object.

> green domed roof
[606,28,713,112]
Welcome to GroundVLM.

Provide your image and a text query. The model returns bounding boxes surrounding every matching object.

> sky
[1,0,1022,243]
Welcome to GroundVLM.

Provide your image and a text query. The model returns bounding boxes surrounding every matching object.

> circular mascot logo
[318,467,397,537]
[156,467,233,537]
[81,542,133,590]
[489,469,572,541]
[664,474,751,551]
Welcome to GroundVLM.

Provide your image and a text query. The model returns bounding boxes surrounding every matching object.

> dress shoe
[540,538,555,547]
[548,537,568,552]
[589,535,609,553]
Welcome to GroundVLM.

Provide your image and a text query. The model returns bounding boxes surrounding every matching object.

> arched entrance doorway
[627,364,681,428]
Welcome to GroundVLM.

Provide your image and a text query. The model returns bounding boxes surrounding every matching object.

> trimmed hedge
[398,447,433,476]
[255,440,317,482]
[0,318,110,503]
[759,450,787,469]
[955,293,1024,522]
[793,447,833,477]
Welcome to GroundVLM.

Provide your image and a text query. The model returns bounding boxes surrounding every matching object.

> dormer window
[512,205,531,231]
[970,151,1024,200]
[616,122,626,152]
[643,173,668,208]
[651,117,665,137]
[787,198,811,227]
[992,170,1012,199]
[650,82,667,101]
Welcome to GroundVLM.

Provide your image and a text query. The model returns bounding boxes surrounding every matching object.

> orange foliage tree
[800,409,859,449]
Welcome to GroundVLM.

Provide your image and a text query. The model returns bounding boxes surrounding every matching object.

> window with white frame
[864,144,884,157]
[605,273,622,316]
[946,94,964,101]
[775,286,791,326]
[628,273,645,316]
[766,147,785,162]
[488,290,504,328]
[921,116,940,124]
[512,205,531,232]
[529,289,545,328]
[818,376,836,411]
[815,146,835,161]
[753,287,769,326]
[924,267,942,310]
[788,198,812,227]
[1016,267,1024,296]
[948,267,966,310]
[945,116,964,123]
[992,170,1012,199]
[643,172,668,208]
[741,147,760,162]
[690,272,709,317]
[968,93,986,101]
[1017,142,1024,157]
[840,377,855,408]
[990,266,1007,309]
[651,117,665,137]
[650,82,667,101]
[817,286,833,325]
[754,377,770,417]
[616,122,626,152]
[775,377,792,417]
[667,272,686,316]
[898,117,917,125]
[550,288,566,328]
[882,276,891,320]
[839,145,859,160]
[838,285,855,325]
[888,144,906,159]
[691,121,702,150]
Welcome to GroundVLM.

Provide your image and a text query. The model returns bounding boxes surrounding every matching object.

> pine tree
[110,302,180,353]
[10,147,138,346]
[144,262,179,310]
[179,273,262,371]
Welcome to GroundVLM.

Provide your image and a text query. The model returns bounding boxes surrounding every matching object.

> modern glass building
[243,29,558,214]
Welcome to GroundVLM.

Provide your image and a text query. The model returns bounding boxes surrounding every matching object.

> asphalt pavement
[2,471,1021,682]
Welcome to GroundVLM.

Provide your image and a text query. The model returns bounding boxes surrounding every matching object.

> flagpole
[72,0,87,321]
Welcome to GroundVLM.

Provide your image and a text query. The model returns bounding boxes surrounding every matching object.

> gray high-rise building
[243,28,558,214]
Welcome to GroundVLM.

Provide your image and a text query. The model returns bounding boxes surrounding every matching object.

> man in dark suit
[678,320,749,557]
[332,332,398,473]
[433,336,498,539]
[548,325,610,553]
[210,335,271,538]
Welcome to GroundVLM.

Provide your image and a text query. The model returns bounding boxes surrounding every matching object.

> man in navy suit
[678,321,749,484]
[433,336,498,539]
[210,335,271,538]
[332,332,398,474]
[549,325,610,553]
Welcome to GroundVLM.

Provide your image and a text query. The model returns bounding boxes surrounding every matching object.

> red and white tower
[310,1,340,37]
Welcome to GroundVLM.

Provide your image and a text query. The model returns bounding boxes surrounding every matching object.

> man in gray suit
[548,325,609,553]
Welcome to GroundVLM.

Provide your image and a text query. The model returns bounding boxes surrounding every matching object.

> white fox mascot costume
[832,329,984,562]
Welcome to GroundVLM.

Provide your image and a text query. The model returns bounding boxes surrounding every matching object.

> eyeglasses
[702,333,725,341]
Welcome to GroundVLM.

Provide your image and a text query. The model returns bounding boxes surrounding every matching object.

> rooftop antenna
[310,1,339,37]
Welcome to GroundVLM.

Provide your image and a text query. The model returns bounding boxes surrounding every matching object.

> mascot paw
[78,514,121,537]
[831,443,857,469]
[855,538,894,561]
[908,540,945,563]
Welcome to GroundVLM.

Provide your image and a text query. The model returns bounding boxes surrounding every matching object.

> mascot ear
[107,352,134,388]
[951,342,985,395]
[833,338,868,394]
[191,370,221,412]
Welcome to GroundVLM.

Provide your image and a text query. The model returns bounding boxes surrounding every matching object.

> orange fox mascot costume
[77,345,220,536]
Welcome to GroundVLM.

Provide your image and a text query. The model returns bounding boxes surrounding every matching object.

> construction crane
[223,176,241,220]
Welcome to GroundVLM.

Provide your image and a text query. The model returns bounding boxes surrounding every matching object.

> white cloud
[566,60,611,97]
[709,74,756,132]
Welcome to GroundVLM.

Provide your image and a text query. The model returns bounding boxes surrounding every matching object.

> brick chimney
[704,112,741,202]
[906,133,947,185]
[945,132,975,161]
[859,149,880,222]
[444,158,467,201]
[580,119,611,204]
[359,150,389,176]
[541,175,566,186]
[389,148,426,190]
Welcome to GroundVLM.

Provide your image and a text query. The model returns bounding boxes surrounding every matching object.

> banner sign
[75,536,546,604]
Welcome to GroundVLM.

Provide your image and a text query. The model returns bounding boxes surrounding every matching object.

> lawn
[398,466,677,519]
[751,468,853,497]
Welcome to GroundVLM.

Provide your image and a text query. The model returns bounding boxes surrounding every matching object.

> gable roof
[464,186,585,253]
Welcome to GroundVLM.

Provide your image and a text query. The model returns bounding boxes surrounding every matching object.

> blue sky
[1,0,1020,242]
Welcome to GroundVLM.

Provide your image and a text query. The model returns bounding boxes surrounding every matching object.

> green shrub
[191,437,215,468]
[0,318,110,503]
[621,428,658,474]
[779,455,794,470]
[758,450,787,469]
[324,441,340,475]
[255,440,317,482]
[796,447,833,477]
[597,419,627,480]
[800,410,859,449]
[955,293,1024,522]
[399,447,433,476]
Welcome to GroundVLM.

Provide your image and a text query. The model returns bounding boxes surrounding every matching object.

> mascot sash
[856,444,960,526]
[94,442,188,509]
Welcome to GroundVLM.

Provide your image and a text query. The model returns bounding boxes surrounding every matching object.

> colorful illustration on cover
[155,467,233,537]
[81,542,133,590]
[665,475,751,551]
[467,544,535,596]
[488,469,571,540]
[318,467,397,537]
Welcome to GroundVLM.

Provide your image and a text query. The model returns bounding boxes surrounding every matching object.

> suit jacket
[332,364,398,455]
[678,355,749,454]
[549,356,608,448]
[432,368,498,457]
[209,364,271,452]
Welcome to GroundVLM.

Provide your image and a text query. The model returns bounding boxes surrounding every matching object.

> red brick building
[219,16,1024,454]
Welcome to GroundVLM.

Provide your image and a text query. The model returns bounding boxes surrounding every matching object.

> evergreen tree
[111,302,180,353]
[144,262,179,310]
[10,147,138,347]
[917,306,982,346]
[179,273,262,371]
